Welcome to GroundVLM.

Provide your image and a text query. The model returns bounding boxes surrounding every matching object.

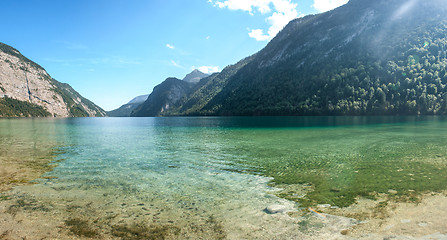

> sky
[1,0,348,111]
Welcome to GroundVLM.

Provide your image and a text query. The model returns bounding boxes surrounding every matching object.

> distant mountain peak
[127,94,149,104]
[182,69,209,83]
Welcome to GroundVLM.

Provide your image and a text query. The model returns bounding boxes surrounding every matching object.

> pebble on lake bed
[264,205,288,214]
[388,189,398,195]
[317,204,331,208]
[418,222,428,227]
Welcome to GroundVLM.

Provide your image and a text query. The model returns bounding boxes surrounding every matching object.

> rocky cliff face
[0,42,106,117]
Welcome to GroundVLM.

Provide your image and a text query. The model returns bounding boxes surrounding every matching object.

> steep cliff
[0,42,106,117]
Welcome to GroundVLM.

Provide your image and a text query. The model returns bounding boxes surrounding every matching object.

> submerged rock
[264,205,288,214]
[388,189,398,195]
[317,204,331,208]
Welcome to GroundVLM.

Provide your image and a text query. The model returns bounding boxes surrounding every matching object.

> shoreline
[307,191,447,239]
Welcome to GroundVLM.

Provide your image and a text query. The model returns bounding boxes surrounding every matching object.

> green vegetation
[0,97,51,117]
[0,82,5,93]
[7,197,51,215]
[65,218,98,238]
[172,56,254,116]
[205,20,447,115]
[131,78,193,117]
[111,224,180,240]
[131,56,254,117]
[140,0,447,117]
[50,78,105,117]
[231,124,447,208]
[0,42,105,118]
[0,194,9,201]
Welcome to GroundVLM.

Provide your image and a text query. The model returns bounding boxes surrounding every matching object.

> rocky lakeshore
[1,172,447,240]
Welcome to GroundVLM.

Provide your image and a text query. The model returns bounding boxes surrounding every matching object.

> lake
[1,116,447,239]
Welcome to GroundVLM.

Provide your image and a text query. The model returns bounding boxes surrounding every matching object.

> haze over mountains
[106,94,149,117]
[109,69,210,117]
[0,43,105,117]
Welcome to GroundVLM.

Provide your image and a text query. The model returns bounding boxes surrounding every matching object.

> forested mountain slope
[131,78,194,117]
[166,0,447,116]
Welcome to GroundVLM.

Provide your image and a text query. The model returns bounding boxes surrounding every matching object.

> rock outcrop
[0,42,106,117]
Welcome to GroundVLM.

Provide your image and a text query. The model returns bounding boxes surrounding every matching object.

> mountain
[130,70,210,117]
[182,69,209,83]
[131,78,194,117]
[0,42,106,117]
[171,56,255,116]
[107,94,148,117]
[127,94,149,104]
[160,0,447,116]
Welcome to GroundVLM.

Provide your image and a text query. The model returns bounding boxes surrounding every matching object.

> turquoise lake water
[1,116,447,238]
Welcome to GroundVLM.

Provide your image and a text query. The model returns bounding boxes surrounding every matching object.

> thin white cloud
[55,41,88,50]
[193,66,220,74]
[166,44,175,49]
[171,60,185,69]
[43,56,141,65]
[312,0,348,13]
[206,36,211,40]
[212,0,299,41]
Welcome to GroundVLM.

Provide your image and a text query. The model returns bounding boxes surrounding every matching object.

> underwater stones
[264,205,288,214]
[388,189,398,195]
[317,204,331,208]
[400,219,411,224]
[418,222,428,227]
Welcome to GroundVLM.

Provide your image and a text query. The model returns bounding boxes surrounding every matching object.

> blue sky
[1,0,348,110]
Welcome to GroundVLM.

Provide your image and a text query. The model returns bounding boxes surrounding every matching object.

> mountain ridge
[106,94,149,117]
[128,70,211,117]
[0,42,106,117]
[151,0,447,116]
[182,69,209,83]
[131,78,194,117]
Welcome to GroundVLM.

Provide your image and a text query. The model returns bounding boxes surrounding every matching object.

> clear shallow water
[1,116,447,238]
